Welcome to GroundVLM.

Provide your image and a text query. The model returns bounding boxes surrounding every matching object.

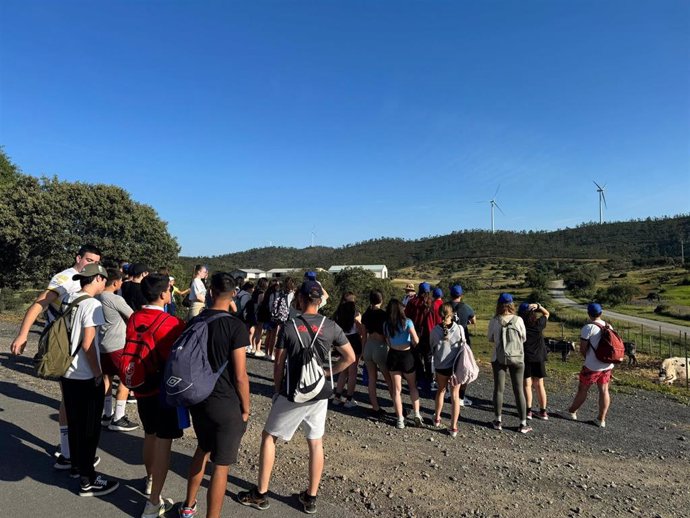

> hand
[242,412,249,423]
[10,337,27,356]
[94,374,104,387]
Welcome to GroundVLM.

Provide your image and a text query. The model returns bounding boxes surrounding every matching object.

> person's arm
[533,303,550,319]
[10,289,60,354]
[177,288,190,297]
[579,338,589,357]
[468,313,477,325]
[327,342,355,378]
[273,347,287,395]
[231,347,250,422]
[114,296,134,322]
[487,318,495,343]
[409,322,420,346]
[80,326,103,380]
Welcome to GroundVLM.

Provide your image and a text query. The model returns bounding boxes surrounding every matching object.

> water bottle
[361,364,368,386]
[177,407,191,429]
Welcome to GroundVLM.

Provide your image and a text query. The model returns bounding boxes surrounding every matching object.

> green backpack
[36,295,90,378]
[496,315,524,366]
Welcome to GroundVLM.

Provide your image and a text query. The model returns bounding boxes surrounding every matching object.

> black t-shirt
[201,309,250,401]
[452,301,475,345]
[122,281,147,311]
[523,315,548,362]
[276,313,348,400]
[362,307,386,335]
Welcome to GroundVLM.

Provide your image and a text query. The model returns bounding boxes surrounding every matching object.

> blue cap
[588,302,603,317]
[305,271,317,280]
[450,285,463,297]
[497,293,513,304]
[432,287,443,299]
[300,280,323,298]
[419,282,431,294]
[518,302,530,314]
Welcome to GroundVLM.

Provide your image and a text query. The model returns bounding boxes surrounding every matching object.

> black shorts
[345,333,362,357]
[387,348,416,374]
[524,361,547,379]
[136,394,184,440]
[435,367,453,377]
[190,397,247,465]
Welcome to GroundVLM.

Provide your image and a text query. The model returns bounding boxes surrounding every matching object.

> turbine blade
[601,191,608,209]
[495,201,506,216]
[593,180,603,190]
[493,184,501,198]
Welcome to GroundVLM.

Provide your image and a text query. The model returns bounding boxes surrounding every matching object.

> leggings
[491,361,526,421]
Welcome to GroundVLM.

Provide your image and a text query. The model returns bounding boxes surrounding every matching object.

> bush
[678,277,690,286]
[524,269,550,290]
[595,283,640,307]
[525,288,552,306]
[0,288,22,312]
[437,277,480,294]
[564,265,599,294]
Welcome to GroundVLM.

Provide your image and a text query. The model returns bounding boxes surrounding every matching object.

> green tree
[332,267,394,314]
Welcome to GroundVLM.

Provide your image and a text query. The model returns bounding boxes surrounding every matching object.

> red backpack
[120,312,171,391]
[589,322,625,364]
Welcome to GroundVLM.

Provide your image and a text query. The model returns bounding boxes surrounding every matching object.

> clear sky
[1,0,688,257]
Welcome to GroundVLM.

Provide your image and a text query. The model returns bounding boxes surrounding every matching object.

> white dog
[658,357,689,385]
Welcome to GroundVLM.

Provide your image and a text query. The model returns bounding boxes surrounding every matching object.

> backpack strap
[587,321,607,352]
[63,294,92,356]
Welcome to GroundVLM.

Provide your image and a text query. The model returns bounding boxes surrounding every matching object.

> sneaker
[331,396,342,406]
[395,418,405,429]
[79,475,120,497]
[108,415,139,432]
[127,394,137,404]
[449,428,458,438]
[298,491,317,514]
[430,381,439,391]
[237,486,270,510]
[54,454,72,470]
[492,420,502,431]
[518,424,533,434]
[343,399,358,409]
[433,418,443,429]
[462,397,473,407]
[536,410,549,421]
[526,410,533,420]
[101,414,113,426]
[178,500,197,518]
[413,415,424,428]
[568,411,578,421]
[69,456,102,478]
[253,350,266,358]
[594,419,606,428]
[143,475,153,496]
[141,497,174,518]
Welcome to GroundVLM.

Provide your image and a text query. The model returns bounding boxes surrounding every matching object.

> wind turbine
[488,186,505,234]
[310,226,317,248]
[593,180,607,224]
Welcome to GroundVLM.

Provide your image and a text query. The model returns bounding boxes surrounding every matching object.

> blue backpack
[164,312,231,407]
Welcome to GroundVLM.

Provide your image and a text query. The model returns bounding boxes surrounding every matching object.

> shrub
[595,283,640,307]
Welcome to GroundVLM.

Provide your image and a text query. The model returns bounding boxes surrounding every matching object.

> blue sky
[1,0,688,257]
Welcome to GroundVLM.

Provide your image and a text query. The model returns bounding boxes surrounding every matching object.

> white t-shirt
[63,292,106,380]
[46,267,81,324]
[190,278,206,303]
[581,319,614,372]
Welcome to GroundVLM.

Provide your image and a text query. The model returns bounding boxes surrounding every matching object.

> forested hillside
[182,215,690,272]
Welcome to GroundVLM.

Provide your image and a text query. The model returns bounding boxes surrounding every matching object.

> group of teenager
[9,245,617,517]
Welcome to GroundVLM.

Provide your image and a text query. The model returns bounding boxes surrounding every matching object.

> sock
[103,395,113,417]
[414,411,422,419]
[540,408,546,413]
[60,425,70,459]
[496,415,502,422]
[114,400,126,421]
[520,420,527,426]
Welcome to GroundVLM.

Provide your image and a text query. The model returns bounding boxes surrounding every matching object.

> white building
[266,267,301,279]
[327,264,388,279]
[229,268,266,280]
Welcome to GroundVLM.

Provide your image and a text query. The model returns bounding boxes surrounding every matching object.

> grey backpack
[496,316,524,366]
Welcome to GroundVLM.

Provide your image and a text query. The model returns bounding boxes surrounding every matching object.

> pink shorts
[579,367,612,386]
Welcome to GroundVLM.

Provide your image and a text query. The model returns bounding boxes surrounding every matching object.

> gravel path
[1,320,689,518]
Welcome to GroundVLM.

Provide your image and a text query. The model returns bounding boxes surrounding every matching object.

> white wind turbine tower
[310,227,317,248]
[593,180,607,224]
[488,186,505,234]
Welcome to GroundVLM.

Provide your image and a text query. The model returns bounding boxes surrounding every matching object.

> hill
[181,215,690,272]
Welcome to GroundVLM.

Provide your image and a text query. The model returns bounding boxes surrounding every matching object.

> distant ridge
[182,215,690,271]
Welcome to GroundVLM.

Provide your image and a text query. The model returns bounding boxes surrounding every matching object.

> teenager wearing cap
[487,293,530,433]
[61,264,120,496]
[238,280,354,514]
[9,244,102,470]
[449,284,476,407]
[404,282,437,397]
[566,303,614,428]
[122,263,150,311]
[518,301,551,421]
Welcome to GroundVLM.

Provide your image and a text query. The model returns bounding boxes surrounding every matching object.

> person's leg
[492,362,506,420]
[183,447,208,510]
[346,358,358,398]
[58,383,70,460]
[510,363,527,422]
[257,431,277,493]
[253,323,264,353]
[403,371,420,415]
[306,438,324,497]
[82,377,105,479]
[148,437,173,505]
[207,463,230,518]
[524,376,533,411]
[568,383,591,414]
[450,384,462,430]
[334,369,346,403]
[113,382,129,421]
[535,377,548,411]
[366,361,381,410]
[143,434,156,476]
[597,382,610,422]
[391,373,403,418]
[60,378,81,467]
[433,374,449,422]
[103,374,113,419]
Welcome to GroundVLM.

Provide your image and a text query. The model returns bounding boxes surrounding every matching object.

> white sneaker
[141,497,174,518]
[462,397,473,407]
[594,419,606,428]
[254,350,266,358]
[344,399,358,409]
[568,411,578,421]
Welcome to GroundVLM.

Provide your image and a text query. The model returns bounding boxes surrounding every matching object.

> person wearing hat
[450,284,476,406]
[566,303,614,428]
[61,263,120,496]
[304,271,329,309]
[9,244,102,471]
[402,283,416,307]
[404,282,438,397]
[518,301,551,421]
[487,293,530,433]
[121,262,150,311]
[238,280,355,514]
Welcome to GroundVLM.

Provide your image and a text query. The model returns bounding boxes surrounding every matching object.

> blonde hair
[440,302,455,324]
[495,302,515,316]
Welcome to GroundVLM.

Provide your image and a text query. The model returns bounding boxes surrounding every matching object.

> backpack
[270,292,290,324]
[235,291,251,322]
[164,313,232,407]
[286,316,331,403]
[496,316,524,366]
[36,295,90,378]
[589,322,625,364]
[451,345,479,387]
[120,312,171,391]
